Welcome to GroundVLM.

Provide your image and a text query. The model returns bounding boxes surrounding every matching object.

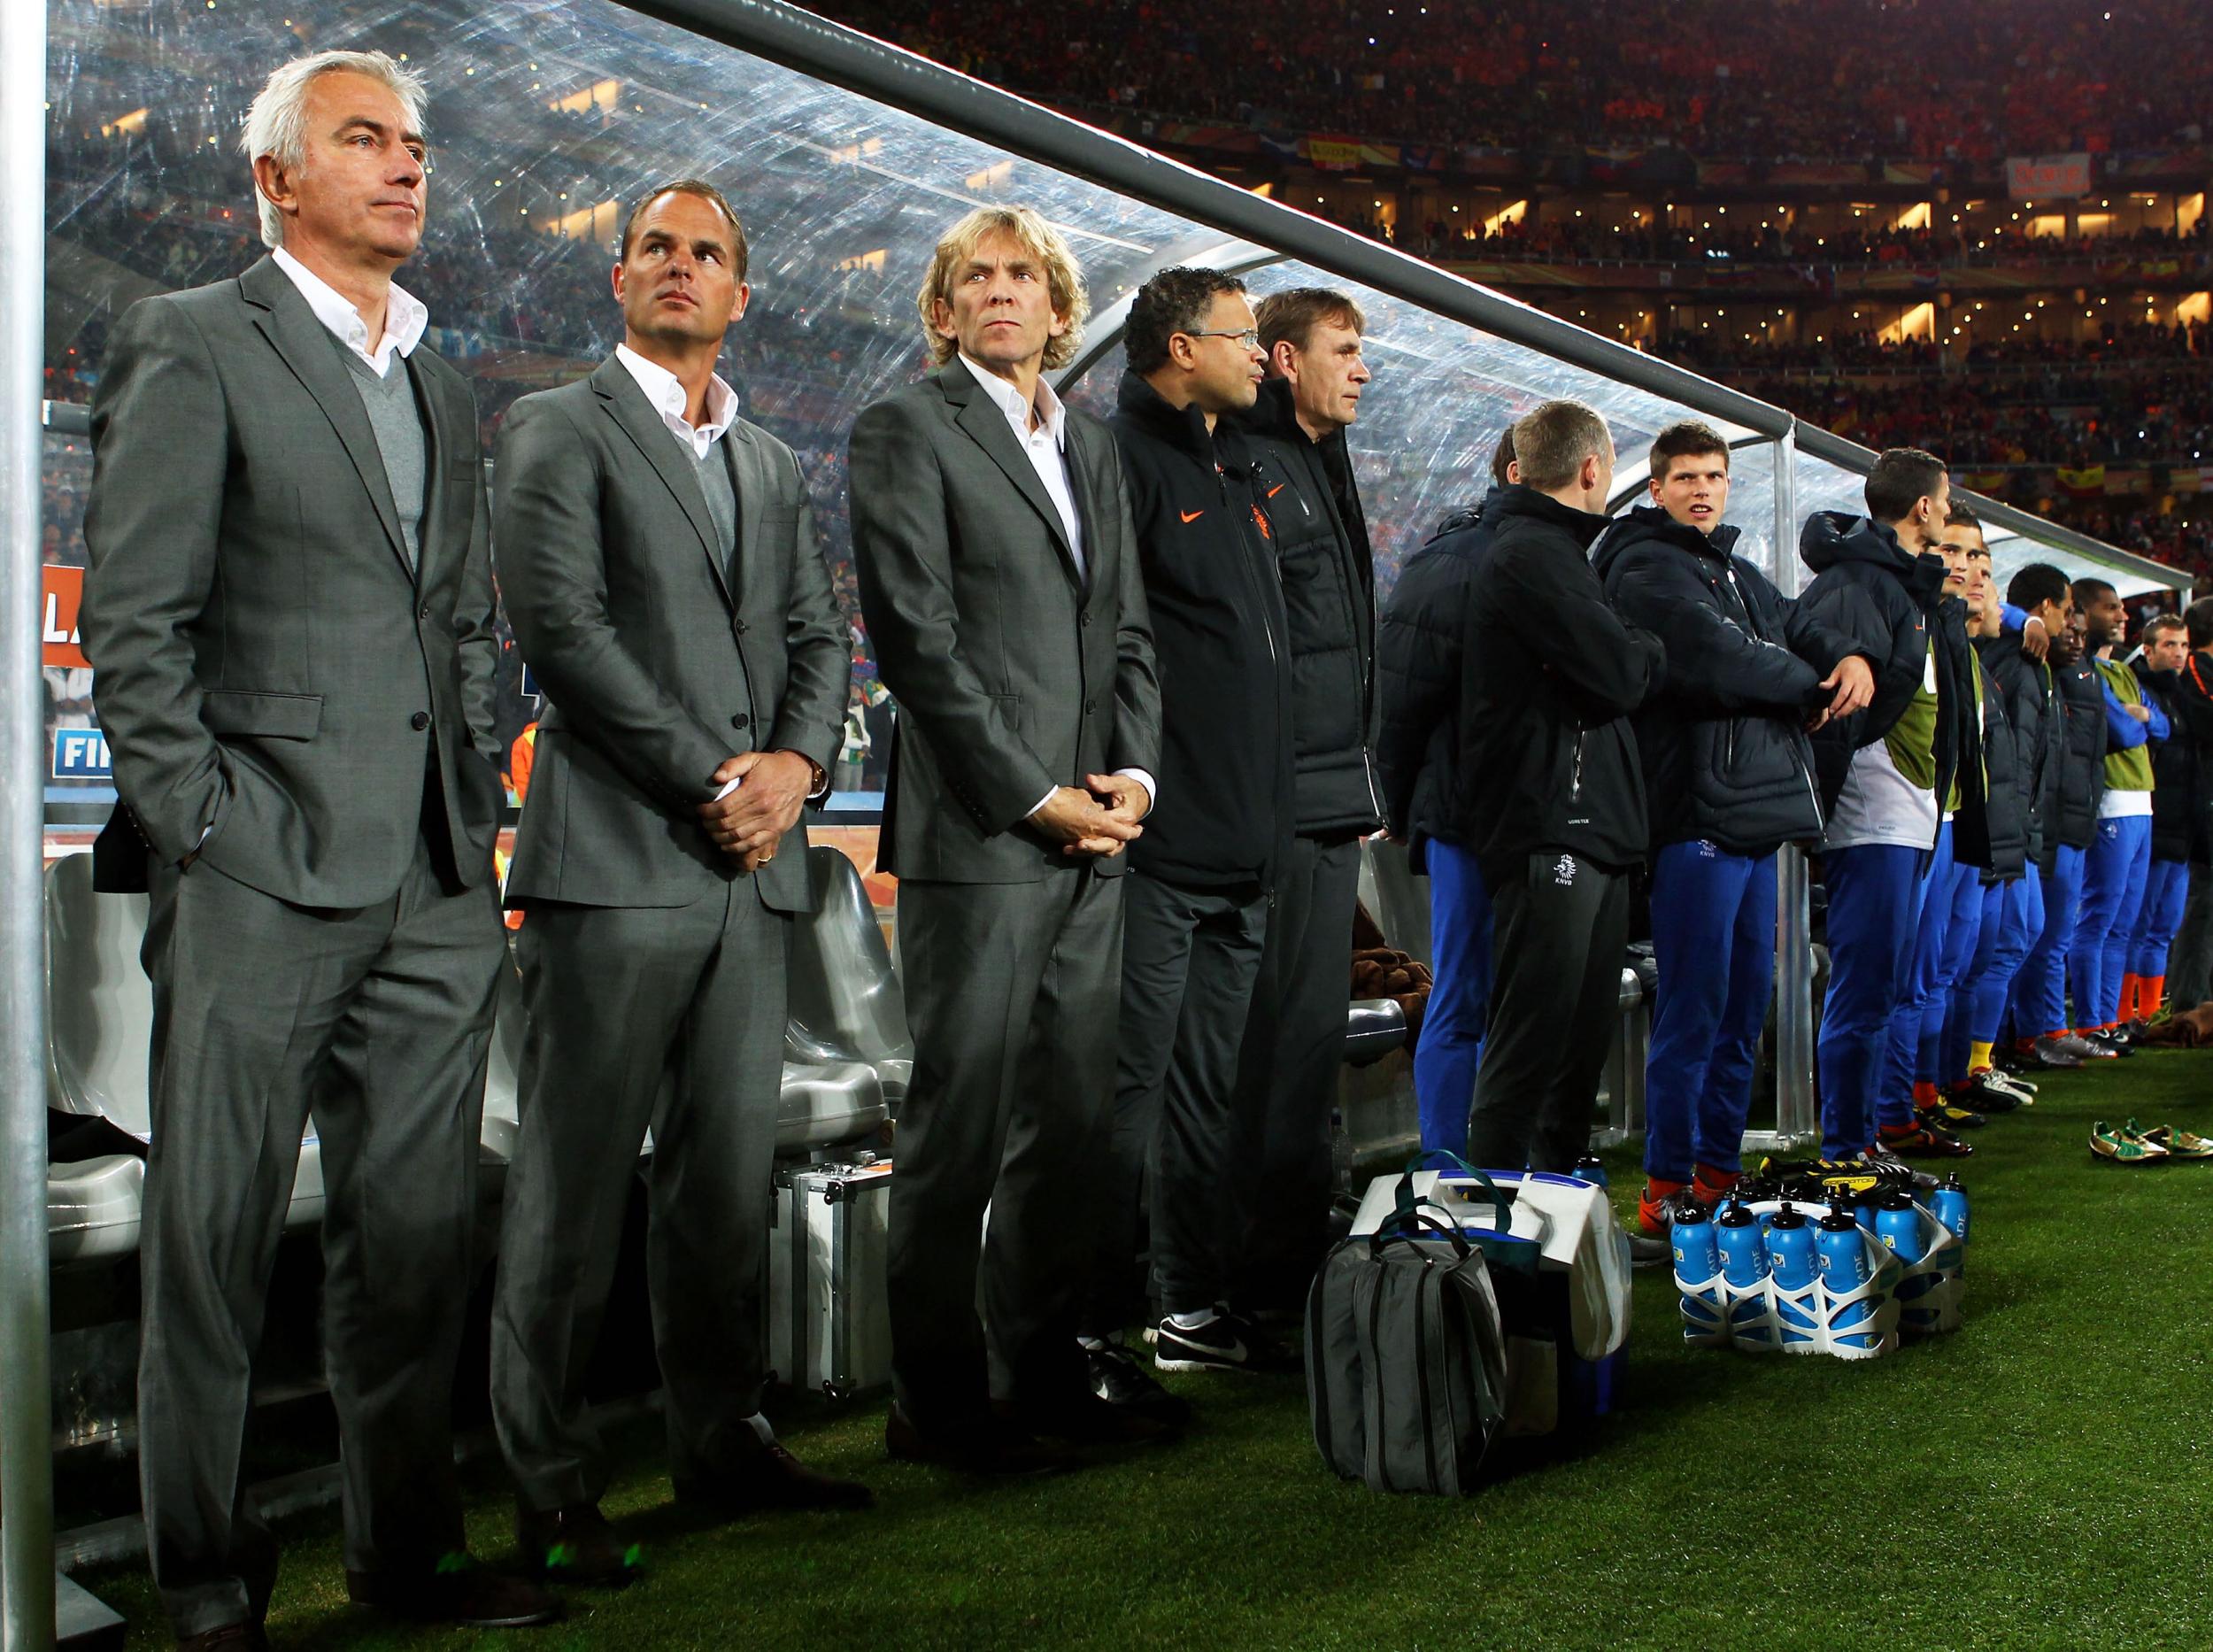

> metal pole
[1794,422,2181,590]
[0,0,57,1643]
[1762,422,1818,1152]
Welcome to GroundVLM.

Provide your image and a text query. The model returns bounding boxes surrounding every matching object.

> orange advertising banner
[42,564,88,669]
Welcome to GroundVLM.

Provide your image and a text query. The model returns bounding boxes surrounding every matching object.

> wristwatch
[783,749,828,799]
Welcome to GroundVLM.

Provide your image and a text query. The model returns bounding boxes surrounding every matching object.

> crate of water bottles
[1669,1174,1969,1359]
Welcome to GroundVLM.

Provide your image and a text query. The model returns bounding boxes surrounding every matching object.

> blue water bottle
[1670,1198,1721,1283]
[1874,1189,1925,1264]
[1929,1172,1970,1259]
[1715,1196,1773,1347]
[1764,1203,1819,1346]
[1571,1153,1609,1189]
[1669,1199,1725,1343]
[1816,1199,1878,1351]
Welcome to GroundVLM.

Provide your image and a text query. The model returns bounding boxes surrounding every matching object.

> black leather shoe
[1085,1339,1194,1430]
[1009,1389,1176,1447]
[883,1405,1076,1477]
[179,1623,268,1652]
[347,1556,561,1628]
[516,1502,638,1587]
[675,1443,875,1516]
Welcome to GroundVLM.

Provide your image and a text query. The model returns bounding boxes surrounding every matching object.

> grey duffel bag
[1306,1195,1517,1495]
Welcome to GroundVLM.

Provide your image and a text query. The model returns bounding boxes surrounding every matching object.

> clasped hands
[1032,773,1147,859]
[698,749,813,873]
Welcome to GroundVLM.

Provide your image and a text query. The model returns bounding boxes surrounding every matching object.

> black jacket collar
[1115,371,1217,462]
[1490,482,1613,551]
[1593,503,1742,576]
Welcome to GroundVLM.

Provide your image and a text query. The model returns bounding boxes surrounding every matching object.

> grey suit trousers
[490,882,790,1510]
[137,836,502,1638]
[888,871,1122,1432]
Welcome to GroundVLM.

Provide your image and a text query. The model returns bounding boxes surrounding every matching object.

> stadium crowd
[42,27,2213,1649]
[806,0,2213,160]
[1398,218,2213,271]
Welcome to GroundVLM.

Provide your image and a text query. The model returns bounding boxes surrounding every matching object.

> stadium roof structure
[617,0,2184,597]
[40,0,2184,601]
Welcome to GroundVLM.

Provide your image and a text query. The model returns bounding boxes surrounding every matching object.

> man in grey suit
[80,53,554,1647]
[490,180,864,1582]
[851,205,1163,1473]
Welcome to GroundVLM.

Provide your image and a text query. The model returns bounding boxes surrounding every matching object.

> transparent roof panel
[40,0,2175,821]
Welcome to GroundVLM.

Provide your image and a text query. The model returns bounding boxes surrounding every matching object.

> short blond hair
[1513,400,1611,492]
[916,205,1089,372]
[241,50,428,250]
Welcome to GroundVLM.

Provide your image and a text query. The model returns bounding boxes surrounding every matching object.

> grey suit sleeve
[766,446,851,780]
[850,397,1060,832]
[494,395,729,810]
[451,386,503,768]
[79,296,232,863]
[1097,442,1161,778]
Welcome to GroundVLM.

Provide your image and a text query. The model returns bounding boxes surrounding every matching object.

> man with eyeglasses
[1083,268,1293,1409]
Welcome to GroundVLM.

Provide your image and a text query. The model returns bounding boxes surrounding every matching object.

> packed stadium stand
[796,0,2213,576]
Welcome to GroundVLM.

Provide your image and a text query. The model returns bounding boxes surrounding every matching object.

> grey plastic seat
[787,845,913,1106]
[41,853,505,1262]
[775,1058,886,1154]
[478,950,525,1175]
[1345,999,1407,1068]
[43,852,158,1267]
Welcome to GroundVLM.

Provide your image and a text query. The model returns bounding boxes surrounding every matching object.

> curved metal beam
[618,0,1799,436]
[1795,423,2186,589]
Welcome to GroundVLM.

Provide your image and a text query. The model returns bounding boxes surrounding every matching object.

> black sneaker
[1626,1229,1670,1270]
[1085,1339,1194,1428]
[2086,1028,2136,1058]
[1863,1144,1940,1192]
[1949,1074,2021,1113]
[1153,1309,1296,1375]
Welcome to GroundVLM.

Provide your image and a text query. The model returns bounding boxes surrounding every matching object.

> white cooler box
[1351,1168,1632,1426]
[767,1158,894,1400]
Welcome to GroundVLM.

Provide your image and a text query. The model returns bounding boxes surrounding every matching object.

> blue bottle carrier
[1674,1199,1965,1359]
[1350,1166,1632,1430]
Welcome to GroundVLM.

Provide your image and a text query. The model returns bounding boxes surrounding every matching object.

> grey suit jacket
[497,356,849,913]
[849,364,1160,884]
[81,255,505,907]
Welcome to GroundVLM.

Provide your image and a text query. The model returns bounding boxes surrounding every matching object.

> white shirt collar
[271,246,428,376]
[959,352,1065,451]
[615,342,738,459]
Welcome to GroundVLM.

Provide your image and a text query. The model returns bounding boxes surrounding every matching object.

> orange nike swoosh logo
[1181,509,1204,522]
[1267,483,1284,498]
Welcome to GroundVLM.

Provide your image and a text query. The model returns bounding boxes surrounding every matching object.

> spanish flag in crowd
[2055,465,2106,498]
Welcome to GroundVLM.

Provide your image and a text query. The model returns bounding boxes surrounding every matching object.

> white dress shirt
[614,342,739,459]
[272,246,428,378]
[607,345,821,808]
[958,352,1083,576]
[952,354,1153,822]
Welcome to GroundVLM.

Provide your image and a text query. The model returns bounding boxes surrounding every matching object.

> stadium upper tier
[35,0,2194,820]
[799,0,2213,171]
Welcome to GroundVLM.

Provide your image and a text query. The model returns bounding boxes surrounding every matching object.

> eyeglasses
[1185,328,1262,350]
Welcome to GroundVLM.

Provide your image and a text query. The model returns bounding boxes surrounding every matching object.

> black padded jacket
[1453,486,1666,876]
[2051,652,2108,853]
[1594,506,1861,857]
[1224,377,1382,838]
[1376,490,1502,872]
[1796,511,1990,868]
[1106,373,1294,891]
